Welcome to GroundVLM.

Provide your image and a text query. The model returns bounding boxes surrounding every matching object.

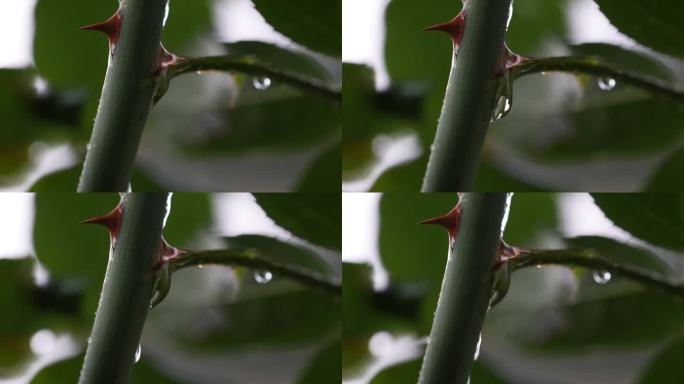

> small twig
[510,56,684,101]
[170,249,341,294]
[167,55,341,101]
[510,248,684,297]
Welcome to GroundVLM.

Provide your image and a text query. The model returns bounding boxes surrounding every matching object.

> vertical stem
[418,193,508,384]
[77,0,168,192]
[79,193,169,384]
[421,0,513,192]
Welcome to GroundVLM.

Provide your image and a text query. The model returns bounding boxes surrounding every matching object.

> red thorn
[81,202,124,241]
[79,11,122,50]
[156,236,186,268]
[419,200,462,238]
[424,11,466,48]
[154,44,187,74]
[495,45,530,76]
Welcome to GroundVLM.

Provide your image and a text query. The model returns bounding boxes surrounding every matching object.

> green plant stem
[510,249,684,297]
[79,193,169,384]
[77,0,168,192]
[511,57,684,101]
[171,249,341,294]
[168,56,341,101]
[421,0,513,192]
[418,193,508,384]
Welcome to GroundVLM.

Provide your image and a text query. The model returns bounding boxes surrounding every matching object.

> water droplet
[162,2,170,27]
[597,77,616,91]
[490,72,513,122]
[473,334,482,360]
[252,76,271,90]
[253,270,273,284]
[198,264,204,269]
[592,270,612,284]
[196,70,204,75]
[134,344,141,363]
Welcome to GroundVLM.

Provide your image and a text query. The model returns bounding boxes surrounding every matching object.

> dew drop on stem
[253,270,273,284]
[597,77,616,91]
[491,71,513,122]
[252,76,272,90]
[134,344,141,363]
[592,270,611,284]
[473,334,482,360]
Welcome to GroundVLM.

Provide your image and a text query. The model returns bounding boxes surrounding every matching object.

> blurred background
[0,0,341,191]
[342,193,684,383]
[342,0,684,191]
[0,193,341,383]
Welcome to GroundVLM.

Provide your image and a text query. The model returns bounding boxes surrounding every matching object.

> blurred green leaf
[181,94,338,154]
[379,193,456,284]
[510,289,684,352]
[223,234,336,277]
[504,193,558,247]
[164,193,212,248]
[298,339,341,384]
[371,158,425,192]
[158,287,339,350]
[251,0,341,57]
[253,193,341,250]
[162,0,211,52]
[517,96,684,161]
[384,0,454,85]
[30,354,184,384]
[0,259,85,373]
[0,259,36,370]
[594,0,684,58]
[34,0,111,90]
[379,193,457,331]
[296,143,341,192]
[0,69,80,178]
[33,193,118,282]
[507,0,567,55]
[638,335,684,383]
[342,263,419,371]
[591,194,684,251]
[223,41,334,83]
[645,148,684,191]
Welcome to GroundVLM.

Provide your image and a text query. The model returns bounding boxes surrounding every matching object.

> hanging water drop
[253,270,273,284]
[134,344,141,363]
[592,270,612,284]
[163,1,170,27]
[490,72,513,122]
[473,334,482,360]
[597,77,616,91]
[252,76,272,90]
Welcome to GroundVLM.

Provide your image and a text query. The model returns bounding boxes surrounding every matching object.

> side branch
[510,249,684,297]
[168,55,341,101]
[511,57,684,101]
[171,249,341,294]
